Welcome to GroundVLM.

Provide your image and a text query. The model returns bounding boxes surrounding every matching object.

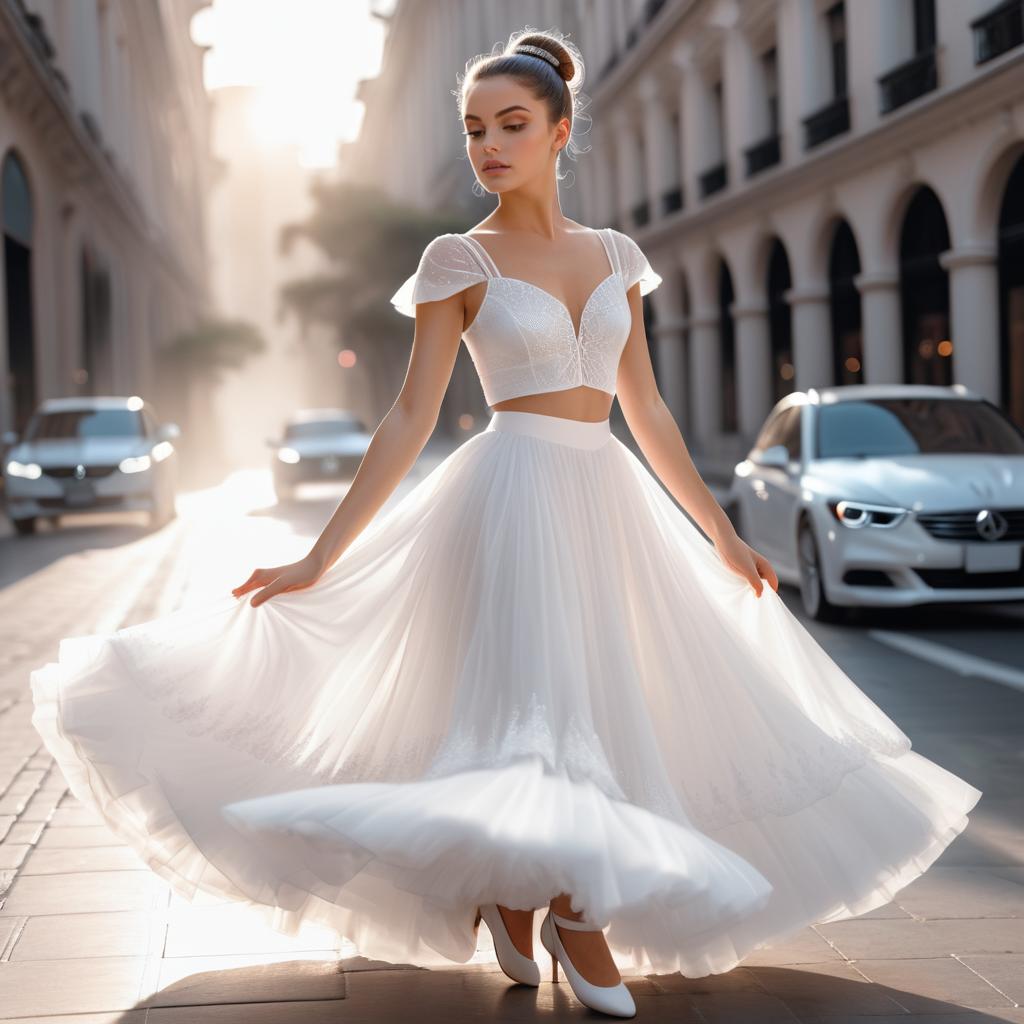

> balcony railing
[744,133,782,177]
[802,95,850,149]
[971,0,1023,64]
[662,185,684,216]
[698,161,728,199]
[878,47,939,114]
[644,0,668,23]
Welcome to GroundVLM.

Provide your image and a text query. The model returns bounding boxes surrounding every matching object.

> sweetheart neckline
[456,232,621,343]
[480,272,620,343]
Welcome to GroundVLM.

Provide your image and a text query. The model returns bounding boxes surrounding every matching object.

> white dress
[29,227,982,977]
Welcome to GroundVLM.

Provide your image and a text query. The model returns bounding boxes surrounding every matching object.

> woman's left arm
[615,283,778,597]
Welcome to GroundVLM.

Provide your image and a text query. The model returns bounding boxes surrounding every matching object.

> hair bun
[510,32,576,85]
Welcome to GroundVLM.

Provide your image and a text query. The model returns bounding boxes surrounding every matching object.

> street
[0,443,1022,1022]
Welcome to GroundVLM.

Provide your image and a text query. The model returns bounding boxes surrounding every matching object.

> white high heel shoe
[475,904,541,986]
[539,908,636,1018]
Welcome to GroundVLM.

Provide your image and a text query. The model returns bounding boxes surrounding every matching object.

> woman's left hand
[712,531,779,597]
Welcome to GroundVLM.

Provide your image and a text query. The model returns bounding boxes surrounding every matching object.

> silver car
[267,408,372,502]
[2,395,180,535]
[731,384,1024,621]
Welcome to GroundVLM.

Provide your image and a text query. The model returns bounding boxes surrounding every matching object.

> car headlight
[150,440,174,463]
[5,459,42,479]
[277,447,301,464]
[828,499,908,529]
[119,454,152,474]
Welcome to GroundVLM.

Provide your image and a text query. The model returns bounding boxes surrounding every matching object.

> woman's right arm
[233,289,466,606]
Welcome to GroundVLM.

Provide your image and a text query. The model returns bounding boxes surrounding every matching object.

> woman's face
[462,75,568,193]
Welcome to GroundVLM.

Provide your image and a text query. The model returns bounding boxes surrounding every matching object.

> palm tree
[277,179,469,419]
[156,319,266,486]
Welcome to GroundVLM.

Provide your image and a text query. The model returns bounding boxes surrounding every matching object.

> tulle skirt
[29,409,982,976]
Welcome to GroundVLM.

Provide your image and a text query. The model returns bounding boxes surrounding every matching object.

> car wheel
[796,518,844,623]
[12,516,37,535]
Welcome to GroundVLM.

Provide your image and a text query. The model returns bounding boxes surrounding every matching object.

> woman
[31,27,981,1021]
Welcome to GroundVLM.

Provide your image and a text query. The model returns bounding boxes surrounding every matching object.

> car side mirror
[755,444,791,468]
[1,430,18,446]
[157,422,181,441]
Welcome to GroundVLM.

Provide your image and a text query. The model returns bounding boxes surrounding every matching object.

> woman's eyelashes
[462,123,527,139]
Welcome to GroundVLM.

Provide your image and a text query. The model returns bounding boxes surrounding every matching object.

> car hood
[805,454,1024,509]
[8,437,150,465]
[279,436,370,457]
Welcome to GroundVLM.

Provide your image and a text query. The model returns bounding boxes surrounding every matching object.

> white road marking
[868,628,1024,694]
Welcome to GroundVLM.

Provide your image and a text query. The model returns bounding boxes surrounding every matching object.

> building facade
[353,0,1024,460]
[0,0,214,438]
[574,0,1024,463]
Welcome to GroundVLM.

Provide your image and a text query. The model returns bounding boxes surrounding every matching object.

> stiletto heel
[551,950,558,983]
[476,904,540,987]
[539,908,635,1018]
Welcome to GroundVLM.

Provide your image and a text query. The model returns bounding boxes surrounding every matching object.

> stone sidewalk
[0,453,1021,1021]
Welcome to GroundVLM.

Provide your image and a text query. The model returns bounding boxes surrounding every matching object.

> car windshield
[284,420,362,440]
[26,409,143,440]
[817,399,1024,458]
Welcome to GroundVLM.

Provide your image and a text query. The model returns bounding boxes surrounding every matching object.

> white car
[731,384,1024,621]
[267,408,372,502]
[2,395,180,535]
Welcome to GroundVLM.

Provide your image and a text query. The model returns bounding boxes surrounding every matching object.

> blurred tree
[277,180,468,418]
[159,318,266,382]
[155,319,266,487]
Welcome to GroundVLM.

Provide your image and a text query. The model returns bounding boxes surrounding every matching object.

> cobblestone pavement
[0,444,1021,1022]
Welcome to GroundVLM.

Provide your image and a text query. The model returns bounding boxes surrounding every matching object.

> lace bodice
[390,228,662,407]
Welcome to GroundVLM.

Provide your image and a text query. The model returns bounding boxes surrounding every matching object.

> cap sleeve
[612,229,662,296]
[390,234,487,318]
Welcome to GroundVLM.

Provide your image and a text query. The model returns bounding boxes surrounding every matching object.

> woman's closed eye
[463,124,527,139]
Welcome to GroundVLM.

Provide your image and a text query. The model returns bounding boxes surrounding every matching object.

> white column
[638,74,672,222]
[612,1,629,53]
[650,275,687,428]
[672,41,712,203]
[723,25,759,184]
[732,301,773,439]
[787,285,833,390]
[939,245,1001,402]
[854,271,902,383]
[593,124,615,226]
[689,309,722,444]
[776,0,808,161]
[795,0,828,112]
[612,109,643,230]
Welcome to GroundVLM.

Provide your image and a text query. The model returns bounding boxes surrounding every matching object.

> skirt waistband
[486,410,612,450]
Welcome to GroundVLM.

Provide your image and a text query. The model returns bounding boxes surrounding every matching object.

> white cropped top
[389,228,662,407]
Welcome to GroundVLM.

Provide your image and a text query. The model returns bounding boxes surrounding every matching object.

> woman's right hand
[231,552,326,607]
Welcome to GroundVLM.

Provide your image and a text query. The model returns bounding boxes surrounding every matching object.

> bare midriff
[490,385,614,423]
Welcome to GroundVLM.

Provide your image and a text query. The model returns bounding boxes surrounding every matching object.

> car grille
[43,464,119,479]
[842,569,896,587]
[916,508,1024,541]
[914,567,1024,589]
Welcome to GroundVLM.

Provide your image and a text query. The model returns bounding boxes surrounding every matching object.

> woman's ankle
[549,892,584,921]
